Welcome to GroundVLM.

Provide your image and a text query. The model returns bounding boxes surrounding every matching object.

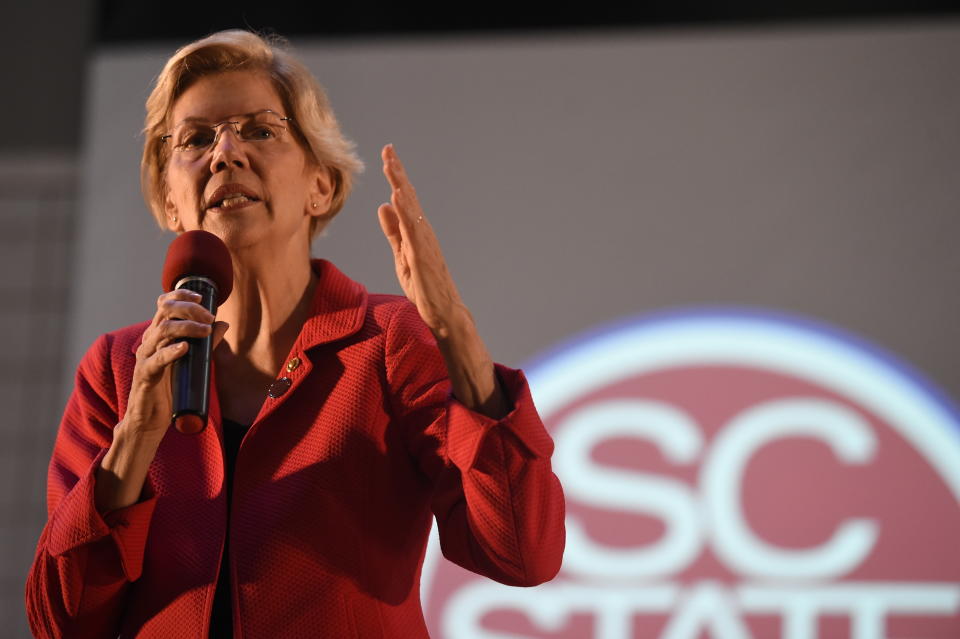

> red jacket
[25,259,565,638]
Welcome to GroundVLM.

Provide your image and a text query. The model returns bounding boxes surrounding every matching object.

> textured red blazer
[25,259,565,638]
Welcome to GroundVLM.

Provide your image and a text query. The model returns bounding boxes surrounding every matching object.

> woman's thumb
[211,320,230,350]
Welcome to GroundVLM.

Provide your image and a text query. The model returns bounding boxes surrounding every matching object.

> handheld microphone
[161,230,234,434]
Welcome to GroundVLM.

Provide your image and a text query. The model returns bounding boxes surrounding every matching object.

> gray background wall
[4,16,960,638]
[0,1,93,635]
[72,23,960,387]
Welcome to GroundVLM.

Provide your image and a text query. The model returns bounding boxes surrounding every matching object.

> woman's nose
[209,126,247,172]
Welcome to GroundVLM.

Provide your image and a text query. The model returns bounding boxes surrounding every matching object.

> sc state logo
[421,309,960,639]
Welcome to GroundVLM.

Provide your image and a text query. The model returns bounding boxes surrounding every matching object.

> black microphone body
[171,276,219,433]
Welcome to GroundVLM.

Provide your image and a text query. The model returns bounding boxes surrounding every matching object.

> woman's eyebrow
[175,109,277,125]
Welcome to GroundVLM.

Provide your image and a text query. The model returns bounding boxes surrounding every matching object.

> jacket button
[286,356,301,372]
[268,377,292,398]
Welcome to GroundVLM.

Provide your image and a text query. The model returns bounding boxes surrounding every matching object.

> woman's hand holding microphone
[94,289,228,514]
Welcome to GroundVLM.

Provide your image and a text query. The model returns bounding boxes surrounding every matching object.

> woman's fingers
[141,290,215,354]
[134,288,218,393]
[135,313,221,390]
[381,145,439,280]
[382,144,426,230]
[127,289,223,433]
[377,143,466,333]
[381,143,405,191]
[136,341,187,384]
[139,320,210,358]
[377,202,402,256]
[157,319,213,340]
[154,341,189,367]
[156,290,215,323]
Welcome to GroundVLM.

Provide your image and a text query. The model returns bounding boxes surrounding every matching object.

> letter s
[554,399,704,579]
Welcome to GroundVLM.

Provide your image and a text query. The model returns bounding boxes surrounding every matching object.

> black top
[208,418,251,639]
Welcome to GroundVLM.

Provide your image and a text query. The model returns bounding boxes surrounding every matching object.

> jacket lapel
[251,259,368,424]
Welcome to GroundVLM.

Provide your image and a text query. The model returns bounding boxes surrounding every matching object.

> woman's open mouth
[205,183,263,212]
[208,193,261,211]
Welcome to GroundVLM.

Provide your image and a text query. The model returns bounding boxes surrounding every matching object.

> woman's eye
[244,125,276,140]
[180,130,214,149]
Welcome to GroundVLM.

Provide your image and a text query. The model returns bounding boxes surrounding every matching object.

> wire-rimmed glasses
[161,109,294,160]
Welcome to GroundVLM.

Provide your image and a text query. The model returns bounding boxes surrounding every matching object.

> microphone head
[162,230,234,305]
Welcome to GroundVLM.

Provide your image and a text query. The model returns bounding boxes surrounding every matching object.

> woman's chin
[199,217,267,251]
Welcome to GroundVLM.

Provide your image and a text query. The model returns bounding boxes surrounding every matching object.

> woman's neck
[215,250,317,375]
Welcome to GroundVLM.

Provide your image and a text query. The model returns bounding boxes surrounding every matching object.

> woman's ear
[306,164,335,217]
[164,194,182,231]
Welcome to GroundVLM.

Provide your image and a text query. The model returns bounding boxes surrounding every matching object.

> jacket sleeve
[384,302,565,586]
[25,334,159,639]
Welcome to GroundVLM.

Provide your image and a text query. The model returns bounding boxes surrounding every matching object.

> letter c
[702,397,878,579]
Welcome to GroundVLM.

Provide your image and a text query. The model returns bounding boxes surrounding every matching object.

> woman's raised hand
[376,144,509,418]
[124,289,229,435]
[377,143,465,339]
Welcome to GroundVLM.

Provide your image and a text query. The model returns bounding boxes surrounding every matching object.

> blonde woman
[26,30,564,638]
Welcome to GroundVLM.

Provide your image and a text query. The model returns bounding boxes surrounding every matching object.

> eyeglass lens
[170,112,287,154]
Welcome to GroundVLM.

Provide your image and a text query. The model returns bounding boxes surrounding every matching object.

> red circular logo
[423,310,960,638]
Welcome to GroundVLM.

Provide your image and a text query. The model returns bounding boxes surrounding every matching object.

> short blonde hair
[141,30,364,239]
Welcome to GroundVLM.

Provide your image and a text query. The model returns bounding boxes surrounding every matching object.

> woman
[25,30,565,638]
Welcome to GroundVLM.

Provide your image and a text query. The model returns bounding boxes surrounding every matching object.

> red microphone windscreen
[162,230,234,304]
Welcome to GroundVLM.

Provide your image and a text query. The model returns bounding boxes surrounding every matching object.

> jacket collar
[298,258,368,350]
[130,259,367,354]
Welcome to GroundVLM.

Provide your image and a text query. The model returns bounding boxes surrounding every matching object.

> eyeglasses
[161,110,294,159]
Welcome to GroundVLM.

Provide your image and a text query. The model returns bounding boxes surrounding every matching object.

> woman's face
[163,70,331,250]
